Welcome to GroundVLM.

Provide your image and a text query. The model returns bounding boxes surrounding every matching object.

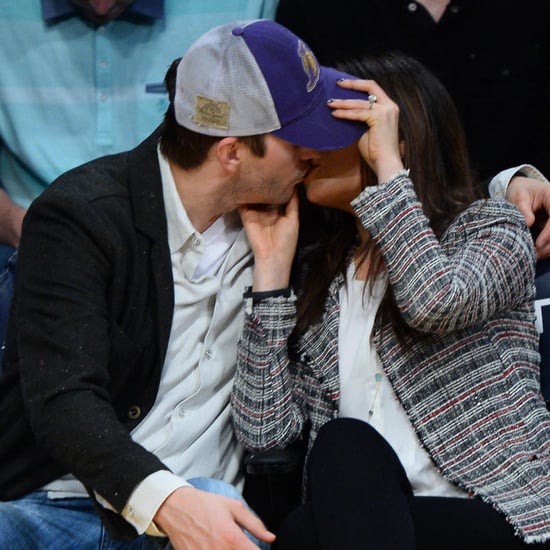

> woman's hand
[329,79,405,183]
[239,189,299,291]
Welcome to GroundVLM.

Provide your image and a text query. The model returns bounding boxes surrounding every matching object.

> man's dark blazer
[0,129,175,537]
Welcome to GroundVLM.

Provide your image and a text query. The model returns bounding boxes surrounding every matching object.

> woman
[231,52,550,549]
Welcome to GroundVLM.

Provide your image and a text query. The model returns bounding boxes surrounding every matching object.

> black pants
[278,418,549,550]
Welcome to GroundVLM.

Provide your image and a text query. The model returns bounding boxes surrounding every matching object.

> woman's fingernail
[327,98,335,103]
[337,78,346,82]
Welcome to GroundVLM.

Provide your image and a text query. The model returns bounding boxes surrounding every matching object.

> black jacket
[0,130,173,538]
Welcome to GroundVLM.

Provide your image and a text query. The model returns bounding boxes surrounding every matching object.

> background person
[276,0,550,183]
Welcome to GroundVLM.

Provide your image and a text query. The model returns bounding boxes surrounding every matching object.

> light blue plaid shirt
[0,0,278,207]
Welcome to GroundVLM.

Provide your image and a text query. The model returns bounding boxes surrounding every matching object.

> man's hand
[506,176,550,259]
[154,486,275,550]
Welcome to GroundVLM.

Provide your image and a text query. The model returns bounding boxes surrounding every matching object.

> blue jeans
[0,477,269,549]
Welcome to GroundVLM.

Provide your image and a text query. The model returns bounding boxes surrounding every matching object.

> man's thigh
[0,492,158,550]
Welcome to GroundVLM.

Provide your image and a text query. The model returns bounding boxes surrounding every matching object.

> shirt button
[204,349,213,360]
[128,405,141,420]
[100,94,109,102]
[450,5,459,14]
[177,405,186,418]
[192,235,201,247]
[407,2,417,12]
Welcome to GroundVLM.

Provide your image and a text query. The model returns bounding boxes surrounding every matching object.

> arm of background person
[259,0,279,19]
[489,164,550,259]
[0,188,25,247]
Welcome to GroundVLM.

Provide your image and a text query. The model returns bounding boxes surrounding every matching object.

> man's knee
[0,499,42,546]
[0,493,103,549]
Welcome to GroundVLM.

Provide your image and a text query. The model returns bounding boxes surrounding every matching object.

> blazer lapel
[126,128,174,363]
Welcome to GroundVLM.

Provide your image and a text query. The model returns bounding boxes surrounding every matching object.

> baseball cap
[174,19,367,151]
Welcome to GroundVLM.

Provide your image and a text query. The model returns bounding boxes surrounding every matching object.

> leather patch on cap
[194,95,230,129]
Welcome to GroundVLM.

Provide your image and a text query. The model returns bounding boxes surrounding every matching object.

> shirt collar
[157,146,197,255]
[157,146,243,265]
[41,0,165,23]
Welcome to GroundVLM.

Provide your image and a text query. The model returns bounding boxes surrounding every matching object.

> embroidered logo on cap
[298,40,320,93]
[193,95,230,129]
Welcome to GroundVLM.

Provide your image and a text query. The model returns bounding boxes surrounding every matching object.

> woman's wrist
[374,158,405,184]
[252,266,291,291]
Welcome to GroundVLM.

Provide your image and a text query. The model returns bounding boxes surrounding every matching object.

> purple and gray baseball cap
[174,19,367,151]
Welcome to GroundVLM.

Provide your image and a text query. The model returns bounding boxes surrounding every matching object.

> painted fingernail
[327,98,335,103]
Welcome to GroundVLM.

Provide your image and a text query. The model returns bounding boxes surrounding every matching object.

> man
[0,0,278,355]
[0,19,370,549]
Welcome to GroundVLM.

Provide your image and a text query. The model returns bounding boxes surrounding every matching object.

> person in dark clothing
[276,0,550,183]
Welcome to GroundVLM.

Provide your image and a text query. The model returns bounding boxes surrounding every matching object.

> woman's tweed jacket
[232,173,550,543]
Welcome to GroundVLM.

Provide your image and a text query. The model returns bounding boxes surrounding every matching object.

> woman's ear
[216,137,241,173]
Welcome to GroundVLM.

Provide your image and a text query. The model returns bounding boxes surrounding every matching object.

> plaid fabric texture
[232,174,550,543]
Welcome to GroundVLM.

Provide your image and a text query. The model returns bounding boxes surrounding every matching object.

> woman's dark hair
[292,52,481,340]
[159,57,266,169]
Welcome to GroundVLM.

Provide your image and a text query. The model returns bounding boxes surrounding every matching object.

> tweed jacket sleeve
[354,172,536,333]
[232,290,323,451]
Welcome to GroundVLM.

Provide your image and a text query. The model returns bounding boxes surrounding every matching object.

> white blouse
[338,263,467,498]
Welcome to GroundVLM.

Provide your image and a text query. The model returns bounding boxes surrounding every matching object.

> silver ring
[368,94,377,110]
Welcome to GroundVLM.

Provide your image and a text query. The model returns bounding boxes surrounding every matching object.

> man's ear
[216,137,241,173]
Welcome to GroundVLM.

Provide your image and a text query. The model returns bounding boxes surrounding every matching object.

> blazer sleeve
[353,172,536,334]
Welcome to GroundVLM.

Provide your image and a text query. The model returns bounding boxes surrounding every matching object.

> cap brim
[272,67,367,151]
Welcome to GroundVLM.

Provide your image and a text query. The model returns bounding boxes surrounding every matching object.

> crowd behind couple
[0,1,549,549]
